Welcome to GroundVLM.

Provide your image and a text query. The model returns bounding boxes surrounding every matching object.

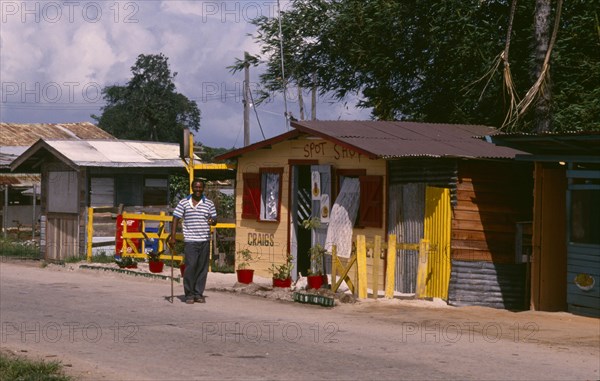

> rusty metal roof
[0,173,40,186]
[0,122,115,146]
[10,139,187,172]
[291,120,524,159]
[216,120,524,160]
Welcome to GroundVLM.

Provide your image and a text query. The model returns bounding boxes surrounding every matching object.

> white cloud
[0,0,370,148]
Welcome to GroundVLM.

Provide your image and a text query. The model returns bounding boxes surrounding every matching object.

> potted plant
[115,256,137,269]
[269,254,294,288]
[236,248,257,284]
[307,243,327,290]
[147,250,165,273]
[302,217,327,290]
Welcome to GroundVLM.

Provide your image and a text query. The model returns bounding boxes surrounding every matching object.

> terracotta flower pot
[148,261,164,273]
[273,277,292,288]
[307,275,324,290]
[236,269,254,284]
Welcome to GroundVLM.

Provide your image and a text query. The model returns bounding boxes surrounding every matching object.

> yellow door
[423,186,451,299]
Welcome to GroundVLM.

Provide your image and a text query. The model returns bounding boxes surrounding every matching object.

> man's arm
[169,216,180,246]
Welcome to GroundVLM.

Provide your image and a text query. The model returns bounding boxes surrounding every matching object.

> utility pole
[311,72,317,120]
[243,60,250,146]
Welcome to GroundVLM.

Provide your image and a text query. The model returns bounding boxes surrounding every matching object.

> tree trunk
[298,86,305,120]
[533,0,552,133]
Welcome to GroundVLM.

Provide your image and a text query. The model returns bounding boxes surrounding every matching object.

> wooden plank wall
[452,160,533,264]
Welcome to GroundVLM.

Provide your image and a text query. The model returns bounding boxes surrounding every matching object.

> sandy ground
[1,259,598,380]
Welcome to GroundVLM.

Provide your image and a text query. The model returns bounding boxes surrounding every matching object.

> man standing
[169,179,217,304]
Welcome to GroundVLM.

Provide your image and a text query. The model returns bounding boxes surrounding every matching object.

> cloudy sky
[0,0,370,148]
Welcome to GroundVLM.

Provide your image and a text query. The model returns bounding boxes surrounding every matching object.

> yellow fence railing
[331,234,432,300]
[86,208,235,268]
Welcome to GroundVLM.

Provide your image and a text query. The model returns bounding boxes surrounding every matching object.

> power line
[276,0,289,130]
[247,86,266,140]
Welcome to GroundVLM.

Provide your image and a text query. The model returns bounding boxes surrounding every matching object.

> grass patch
[0,351,72,381]
[211,261,234,273]
[0,238,40,259]
[91,251,116,263]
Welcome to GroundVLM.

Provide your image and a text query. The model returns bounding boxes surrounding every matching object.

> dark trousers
[183,241,210,299]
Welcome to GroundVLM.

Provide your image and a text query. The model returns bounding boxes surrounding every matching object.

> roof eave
[10,139,79,173]
[290,121,379,159]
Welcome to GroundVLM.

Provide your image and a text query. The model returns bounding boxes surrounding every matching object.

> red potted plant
[236,248,257,284]
[269,254,294,288]
[147,250,165,273]
[307,243,327,290]
[302,218,327,290]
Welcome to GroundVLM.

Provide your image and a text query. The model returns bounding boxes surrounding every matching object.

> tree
[248,0,600,132]
[92,53,201,142]
[240,0,328,120]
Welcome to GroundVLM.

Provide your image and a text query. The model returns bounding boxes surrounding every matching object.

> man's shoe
[194,296,205,303]
[185,299,195,304]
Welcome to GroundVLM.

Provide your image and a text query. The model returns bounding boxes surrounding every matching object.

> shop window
[358,175,383,228]
[570,189,600,245]
[337,169,383,228]
[242,173,260,219]
[242,168,283,222]
[143,178,168,206]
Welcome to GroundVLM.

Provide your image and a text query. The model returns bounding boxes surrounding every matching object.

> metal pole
[243,61,250,147]
[3,185,8,239]
[32,184,36,241]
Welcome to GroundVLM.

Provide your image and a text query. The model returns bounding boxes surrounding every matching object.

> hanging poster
[311,170,321,200]
[320,194,330,223]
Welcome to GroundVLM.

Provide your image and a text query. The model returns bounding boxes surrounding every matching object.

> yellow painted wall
[234,137,386,279]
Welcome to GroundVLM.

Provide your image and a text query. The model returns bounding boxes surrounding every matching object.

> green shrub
[0,238,40,259]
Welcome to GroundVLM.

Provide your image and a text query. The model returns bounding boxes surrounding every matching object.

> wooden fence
[332,234,431,299]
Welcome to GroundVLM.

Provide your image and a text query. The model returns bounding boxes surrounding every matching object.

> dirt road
[1,260,598,380]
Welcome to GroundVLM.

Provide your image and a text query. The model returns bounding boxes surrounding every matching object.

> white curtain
[324,178,360,258]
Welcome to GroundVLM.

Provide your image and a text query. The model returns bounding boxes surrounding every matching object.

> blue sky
[0,1,370,148]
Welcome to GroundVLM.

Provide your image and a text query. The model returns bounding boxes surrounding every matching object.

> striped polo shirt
[173,195,216,242]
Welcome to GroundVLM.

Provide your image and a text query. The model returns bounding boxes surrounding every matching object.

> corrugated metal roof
[0,173,40,186]
[488,131,600,156]
[0,122,116,146]
[216,120,525,160]
[10,139,186,172]
[291,120,524,159]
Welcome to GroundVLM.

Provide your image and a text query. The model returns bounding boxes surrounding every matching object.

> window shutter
[242,173,260,219]
[359,175,383,227]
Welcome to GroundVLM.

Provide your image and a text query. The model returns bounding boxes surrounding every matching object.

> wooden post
[385,234,396,299]
[86,207,94,262]
[357,235,367,299]
[415,239,430,298]
[331,245,337,290]
[372,235,381,299]
[158,211,166,253]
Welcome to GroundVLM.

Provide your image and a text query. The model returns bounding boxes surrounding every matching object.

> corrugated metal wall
[423,187,452,299]
[388,159,456,293]
[388,183,425,293]
[448,260,527,310]
[388,158,458,205]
